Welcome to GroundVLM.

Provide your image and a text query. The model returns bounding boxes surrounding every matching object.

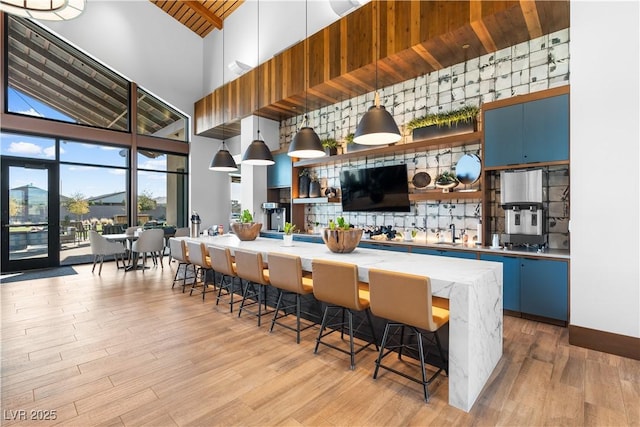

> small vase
[299,175,310,198]
[309,181,321,198]
[283,234,293,246]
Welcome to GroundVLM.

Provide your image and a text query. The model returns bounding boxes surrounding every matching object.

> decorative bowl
[231,222,262,241]
[322,228,363,253]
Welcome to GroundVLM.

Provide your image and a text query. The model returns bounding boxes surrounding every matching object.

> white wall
[570,1,640,338]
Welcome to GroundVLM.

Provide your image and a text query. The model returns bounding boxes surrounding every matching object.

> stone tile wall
[279,29,570,249]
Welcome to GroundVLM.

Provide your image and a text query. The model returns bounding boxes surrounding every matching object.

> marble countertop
[259,231,570,260]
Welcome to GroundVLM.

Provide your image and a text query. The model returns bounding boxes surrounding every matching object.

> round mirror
[455,153,481,185]
[411,172,431,188]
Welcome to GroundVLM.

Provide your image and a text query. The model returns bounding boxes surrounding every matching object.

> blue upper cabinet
[267,152,292,188]
[484,94,569,167]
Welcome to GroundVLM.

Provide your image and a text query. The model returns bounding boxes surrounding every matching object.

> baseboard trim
[569,325,640,360]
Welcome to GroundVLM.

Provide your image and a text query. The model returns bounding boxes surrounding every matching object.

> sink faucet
[449,224,456,243]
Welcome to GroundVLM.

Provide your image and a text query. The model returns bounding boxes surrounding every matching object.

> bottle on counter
[476,220,482,245]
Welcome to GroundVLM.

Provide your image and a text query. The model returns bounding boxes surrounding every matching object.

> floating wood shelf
[409,190,482,201]
[293,131,482,168]
[292,197,341,204]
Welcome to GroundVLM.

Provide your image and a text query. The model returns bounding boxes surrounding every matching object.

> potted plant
[282,222,296,246]
[231,209,262,241]
[321,138,339,156]
[344,131,371,153]
[298,169,310,198]
[435,170,459,192]
[322,217,363,253]
[407,105,479,141]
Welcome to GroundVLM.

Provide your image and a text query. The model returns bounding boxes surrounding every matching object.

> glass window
[137,150,187,172]
[60,140,129,167]
[137,168,187,227]
[0,132,56,160]
[6,16,130,131]
[137,87,188,142]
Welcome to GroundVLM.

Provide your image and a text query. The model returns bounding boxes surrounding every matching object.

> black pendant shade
[354,104,401,145]
[288,126,326,158]
[209,148,238,172]
[242,139,275,165]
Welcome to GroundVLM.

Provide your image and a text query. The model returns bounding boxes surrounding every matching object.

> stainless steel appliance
[262,202,286,231]
[500,169,545,245]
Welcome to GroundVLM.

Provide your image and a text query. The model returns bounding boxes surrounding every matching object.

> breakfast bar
[182,234,503,412]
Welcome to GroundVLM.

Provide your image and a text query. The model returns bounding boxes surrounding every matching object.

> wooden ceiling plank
[470,20,498,53]
[184,0,223,29]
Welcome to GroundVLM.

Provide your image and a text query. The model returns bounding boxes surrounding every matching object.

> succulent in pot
[282,222,296,246]
[435,171,459,192]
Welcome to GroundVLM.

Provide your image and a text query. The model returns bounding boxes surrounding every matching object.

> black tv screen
[340,164,410,212]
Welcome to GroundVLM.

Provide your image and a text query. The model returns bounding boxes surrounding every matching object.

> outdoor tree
[137,190,157,212]
[9,196,22,218]
[63,192,89,220]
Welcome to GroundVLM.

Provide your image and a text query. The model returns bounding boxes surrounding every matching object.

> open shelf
[293,131,481,167]
[292,197,340,204]
[409,190,482,201]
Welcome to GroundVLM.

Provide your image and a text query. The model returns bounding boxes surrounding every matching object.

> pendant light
[210,2,238,172]
[353,1,401,146]
[0,0,85,20]
[287,0,326,159]
[242,0,274,166]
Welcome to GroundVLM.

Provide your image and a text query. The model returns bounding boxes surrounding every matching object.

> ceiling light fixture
[353,1,401,146]
[210,1,238,172]
[0,0,85,20]
[242,0,274,166]
[288,0,326,159]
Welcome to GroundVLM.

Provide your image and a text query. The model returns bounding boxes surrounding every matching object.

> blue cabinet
[520,258,568,322]
[485,94,569,167]
[267,153,292,188]
[360,242,407,252]
[413,247,477,259]
[480,254,521,312]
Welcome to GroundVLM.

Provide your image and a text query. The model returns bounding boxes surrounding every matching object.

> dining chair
[187,241,216,300]
[209,246,240,313]
[130,228,165,270]
[235,249,273,326]
[89,230,126,275]
[168,238,191,292]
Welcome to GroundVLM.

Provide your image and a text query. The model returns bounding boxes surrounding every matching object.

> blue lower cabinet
[413,248,477,259]
[480,254,521,312]
[520,258,568,321]
[359,242,407,252]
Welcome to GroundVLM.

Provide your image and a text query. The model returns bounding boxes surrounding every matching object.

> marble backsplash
[278,29,570,249]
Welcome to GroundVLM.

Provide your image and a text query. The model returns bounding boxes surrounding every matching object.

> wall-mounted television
[340,164,410,212]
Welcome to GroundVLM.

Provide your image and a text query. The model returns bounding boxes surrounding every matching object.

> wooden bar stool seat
[267,252,319,343]
[311,259,379,370]
[186,241,216,300]
[368,268,449,403]
[235,249,274,326]
[209,246,240,312]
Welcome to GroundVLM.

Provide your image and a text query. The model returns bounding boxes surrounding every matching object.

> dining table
[178,234,503,412]
[104,233,144,270]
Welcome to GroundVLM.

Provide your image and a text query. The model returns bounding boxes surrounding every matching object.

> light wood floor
[1,261,639,427]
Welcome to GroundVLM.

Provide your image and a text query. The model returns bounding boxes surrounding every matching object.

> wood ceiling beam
[184,1,223,30]
[520,0,544,39]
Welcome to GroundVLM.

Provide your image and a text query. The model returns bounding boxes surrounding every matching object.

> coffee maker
[500,169,545,246]
[262,202,286,231]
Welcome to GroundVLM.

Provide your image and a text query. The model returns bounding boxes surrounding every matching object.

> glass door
[1,159,59,272]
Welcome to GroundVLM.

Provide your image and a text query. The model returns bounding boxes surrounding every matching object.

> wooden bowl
[231,223,262,241]
[322,228,363,253]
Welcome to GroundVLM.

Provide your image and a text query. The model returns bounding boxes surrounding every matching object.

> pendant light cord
[256,0,261,139]
[304,0,308,126]
[375,0,380,107]
[221,0,226,148]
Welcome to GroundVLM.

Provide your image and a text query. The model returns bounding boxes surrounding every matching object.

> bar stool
[187,241,216,300]
[267,252,318,343]
[235,249,273,326]
[168,238,191,292]
[368,268,449,403]
[209,246,240,312]
[311,259,378,370]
